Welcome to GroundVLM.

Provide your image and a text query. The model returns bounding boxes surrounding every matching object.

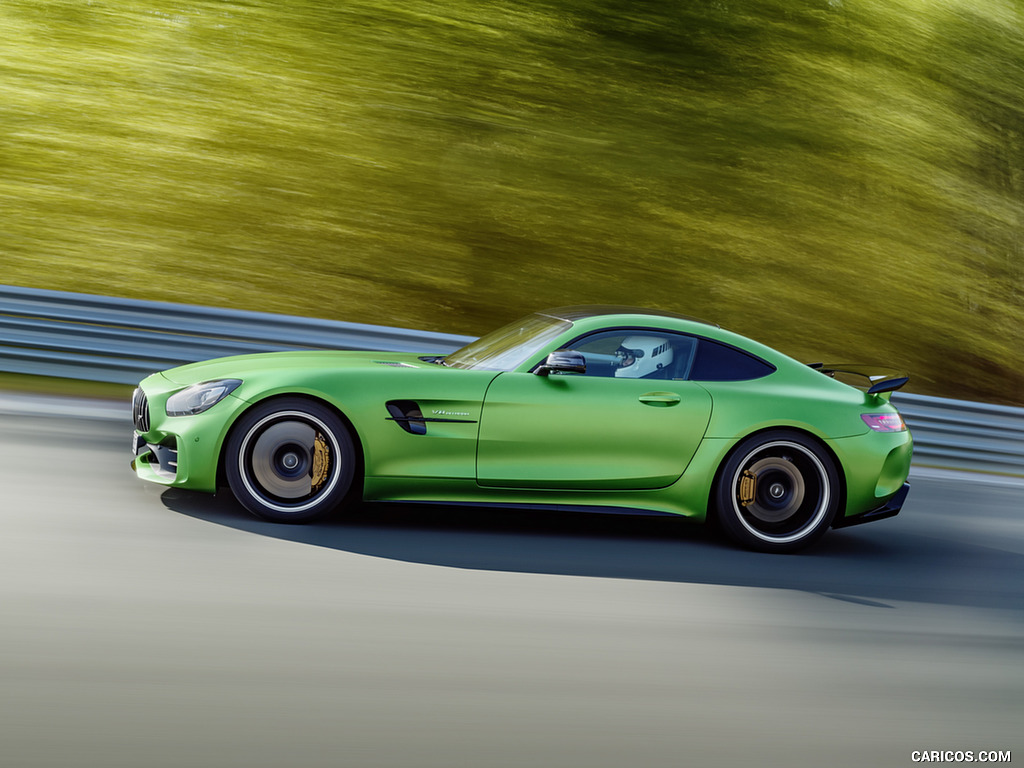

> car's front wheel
[225,398,356,523]
[714,430,840,553]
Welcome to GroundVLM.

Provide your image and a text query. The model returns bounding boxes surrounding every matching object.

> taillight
[861,413,907,432]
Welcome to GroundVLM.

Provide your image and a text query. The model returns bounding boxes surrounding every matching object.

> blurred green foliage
[2,0,1022,403]
[0,372,131,401]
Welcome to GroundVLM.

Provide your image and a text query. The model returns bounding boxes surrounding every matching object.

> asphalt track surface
[1,399,1021,768]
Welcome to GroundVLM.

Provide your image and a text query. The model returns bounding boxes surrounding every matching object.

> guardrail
[891,393,1024,476]
[2,284,1022,476]
[0,284,472,384]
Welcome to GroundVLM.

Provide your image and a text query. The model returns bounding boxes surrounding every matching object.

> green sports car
[131,306,912,552]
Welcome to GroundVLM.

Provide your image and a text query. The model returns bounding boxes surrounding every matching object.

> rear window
[689,339,775,381]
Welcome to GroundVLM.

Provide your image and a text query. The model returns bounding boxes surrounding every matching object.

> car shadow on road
[160,487,1024,613]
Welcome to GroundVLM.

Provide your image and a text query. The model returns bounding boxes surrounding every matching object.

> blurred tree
[0,0,1022,402]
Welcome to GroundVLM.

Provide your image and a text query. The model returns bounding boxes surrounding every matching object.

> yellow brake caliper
[311,433,331,492]
[739,470,757,507]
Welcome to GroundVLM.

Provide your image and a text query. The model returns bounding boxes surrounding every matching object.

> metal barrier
[2,284,1022,476]
[892,393,1024,476]
[0,284,472,384]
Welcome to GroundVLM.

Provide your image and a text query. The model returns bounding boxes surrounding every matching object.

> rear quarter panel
[698,369,871,441]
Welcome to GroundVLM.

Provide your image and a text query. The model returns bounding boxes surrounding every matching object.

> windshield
[443,313,572,371]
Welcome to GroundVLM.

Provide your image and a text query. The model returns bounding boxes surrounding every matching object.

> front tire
[714,430,840,553]
[225,398,356,523]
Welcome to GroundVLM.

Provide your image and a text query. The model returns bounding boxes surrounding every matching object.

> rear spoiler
[807,362,909,396]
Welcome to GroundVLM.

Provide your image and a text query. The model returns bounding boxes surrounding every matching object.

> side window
[689,339,775,381]
[567,331,697,380]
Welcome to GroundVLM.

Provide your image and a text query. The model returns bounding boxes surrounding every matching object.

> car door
[475,330,712,490]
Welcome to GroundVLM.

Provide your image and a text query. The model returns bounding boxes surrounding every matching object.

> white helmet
[613,336,674,378]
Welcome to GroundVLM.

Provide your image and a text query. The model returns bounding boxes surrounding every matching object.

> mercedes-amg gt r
[131,306,912,552]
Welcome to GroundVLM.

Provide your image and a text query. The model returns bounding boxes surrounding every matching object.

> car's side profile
[131,306,912,552]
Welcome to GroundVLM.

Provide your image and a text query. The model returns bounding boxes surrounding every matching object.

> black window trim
[530,326,776,382]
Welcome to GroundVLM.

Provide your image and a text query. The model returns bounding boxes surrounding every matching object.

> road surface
[1,402,1020,767]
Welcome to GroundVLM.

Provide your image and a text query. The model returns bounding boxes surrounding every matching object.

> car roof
[537,305,720,328]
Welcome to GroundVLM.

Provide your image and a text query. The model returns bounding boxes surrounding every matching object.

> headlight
[166,379,242,417]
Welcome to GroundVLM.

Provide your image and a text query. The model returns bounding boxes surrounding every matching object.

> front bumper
[130,377,247,493]
[132,431,179,482]
[832,482,910,528]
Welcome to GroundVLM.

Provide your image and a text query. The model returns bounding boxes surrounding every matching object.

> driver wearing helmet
[613,336,674,378]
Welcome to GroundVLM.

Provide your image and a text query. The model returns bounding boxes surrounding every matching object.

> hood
[158,350,432,386]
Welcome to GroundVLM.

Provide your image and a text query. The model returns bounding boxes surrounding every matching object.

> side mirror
[535,349,586,376]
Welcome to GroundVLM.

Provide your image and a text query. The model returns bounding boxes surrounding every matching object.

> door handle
[638,392,681,406]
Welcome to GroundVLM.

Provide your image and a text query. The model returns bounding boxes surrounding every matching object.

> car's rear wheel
[226,398,356,523]
[714,430,840,553]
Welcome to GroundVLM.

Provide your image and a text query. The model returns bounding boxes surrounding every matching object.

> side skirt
[363,499,684,518]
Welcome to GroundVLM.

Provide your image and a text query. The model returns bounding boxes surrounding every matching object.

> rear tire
[226,398,356,523]
[714,430,840,553]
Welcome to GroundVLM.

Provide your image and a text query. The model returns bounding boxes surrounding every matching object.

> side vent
[386,400,427,435]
